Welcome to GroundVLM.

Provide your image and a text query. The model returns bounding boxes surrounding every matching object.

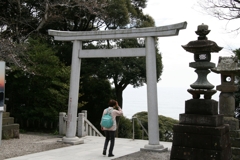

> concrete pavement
[6,136,172,160]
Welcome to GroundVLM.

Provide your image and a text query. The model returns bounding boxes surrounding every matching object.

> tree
[0,0,108,42]
[95,48,163,108]
[133,111,179,141]
[79,76,115,130]
[1,0,164,134]
[198,0,240,32]
[1,0,163,109]
[79,2,163,137]
[5,38,72,130]
[0,0,108,70]
[118,116,140,139]
[0,0,113,127]
[92,2,163,108]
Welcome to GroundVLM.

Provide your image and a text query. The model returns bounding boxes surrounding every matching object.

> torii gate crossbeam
[48,21,187,150]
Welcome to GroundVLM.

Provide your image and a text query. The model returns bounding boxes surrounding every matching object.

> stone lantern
[212,56,240,160]
[212,56,240,130]
[170,24,232,160]
[183,23,222,99]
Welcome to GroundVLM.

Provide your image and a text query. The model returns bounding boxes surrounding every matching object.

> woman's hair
[108,99,116,107]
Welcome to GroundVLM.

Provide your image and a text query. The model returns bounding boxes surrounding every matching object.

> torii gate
[48,21,187,150]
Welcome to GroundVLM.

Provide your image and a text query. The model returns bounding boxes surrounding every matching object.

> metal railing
[132,116,148,140]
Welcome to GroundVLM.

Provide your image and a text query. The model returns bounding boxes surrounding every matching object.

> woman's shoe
[108,154,114,157]
[103,149,106,155]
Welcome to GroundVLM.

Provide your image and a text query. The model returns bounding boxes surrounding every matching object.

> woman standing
[101,99,123,157]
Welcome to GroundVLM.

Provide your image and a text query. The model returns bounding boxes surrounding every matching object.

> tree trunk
[114,83,128,137]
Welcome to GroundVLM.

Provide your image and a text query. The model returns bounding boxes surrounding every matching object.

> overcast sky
[122,0,240,118]
[142,0,240,88]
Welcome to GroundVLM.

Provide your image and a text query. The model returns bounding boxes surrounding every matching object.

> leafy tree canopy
[5,38,72,122]
[1,0,164,133]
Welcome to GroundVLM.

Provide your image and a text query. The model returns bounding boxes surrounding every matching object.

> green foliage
[105,0,129,29]
[52,130,59,135]
[158,115,179,141]
[117,116,133,138]
[91,39,163,109]
[79,76,114,130]
[5,38,72,125]
[0,1,38,42]
[112,116,142,139]
[1,0,164,134]
[19,129,27,133]
[95,1,163,107]
[132,118,143,139]
[136,14,155,28]
[133,111,179,141]
[0,0,108,42]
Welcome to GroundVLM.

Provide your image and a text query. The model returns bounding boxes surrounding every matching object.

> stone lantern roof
[212,56,240,92]
[211,56,240,73]
[182,23,222,55]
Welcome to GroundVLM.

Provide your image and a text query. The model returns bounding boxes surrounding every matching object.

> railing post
[59,112,66,135]
[77,113,85,137]
[132,117,135,140]
[89,127,92,136]
[82,110,87,119]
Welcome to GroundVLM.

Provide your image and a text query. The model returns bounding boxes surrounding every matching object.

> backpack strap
[106,108,113,115]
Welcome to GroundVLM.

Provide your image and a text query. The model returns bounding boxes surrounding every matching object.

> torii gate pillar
[48,22,187,149]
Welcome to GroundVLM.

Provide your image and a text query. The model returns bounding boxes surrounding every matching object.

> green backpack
[101,108,113,128]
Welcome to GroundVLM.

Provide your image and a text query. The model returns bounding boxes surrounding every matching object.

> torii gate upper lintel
[48,21,187,149]
[49,22,187,41]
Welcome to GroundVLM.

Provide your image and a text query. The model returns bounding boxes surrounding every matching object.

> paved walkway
[6,136,172,160]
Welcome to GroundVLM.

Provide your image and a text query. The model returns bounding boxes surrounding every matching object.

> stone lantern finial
[195,23,210,40]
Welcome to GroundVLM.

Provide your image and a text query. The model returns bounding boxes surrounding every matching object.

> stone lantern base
[170,99,232,160]
[230,130,240,160]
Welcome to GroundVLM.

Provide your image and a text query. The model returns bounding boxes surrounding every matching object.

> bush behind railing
[14,117,59,133]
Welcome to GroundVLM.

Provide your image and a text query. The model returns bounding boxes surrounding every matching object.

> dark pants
[103,130,115,155]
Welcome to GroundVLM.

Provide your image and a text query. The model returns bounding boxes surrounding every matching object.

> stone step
[230,130,240,139]
[3,112,10,118]
[232,147,240,160]
[2,123,19,139]
[3,117,14,125]
[231,138,240,148]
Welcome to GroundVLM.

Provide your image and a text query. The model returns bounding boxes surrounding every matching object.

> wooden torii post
[48,22,187,150]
